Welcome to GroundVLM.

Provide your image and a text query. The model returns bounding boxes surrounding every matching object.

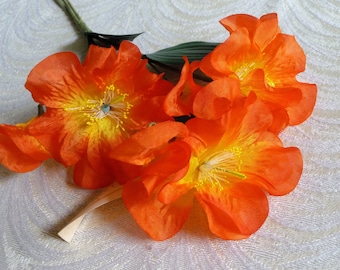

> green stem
[54,0,91,34]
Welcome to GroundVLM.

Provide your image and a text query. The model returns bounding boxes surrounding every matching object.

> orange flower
[164,57,244,120]
[113,97,303,240]
[0,118,50,172]
[163,57,201,117]
[200,13,317,132]
[25,41,172,188]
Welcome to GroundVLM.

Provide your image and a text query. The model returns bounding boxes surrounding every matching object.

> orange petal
[196,182,269,239]
[220,13,279,49]
[219,14,259,36]
[0,121,50,172]
[0,128,42,172]
[265,103,290,134]
[219,95,273,146]
[28,110,88,166]
[193,78,243,120]
[242,144,303,195]
[163,57,201,116]
[141,141,191,194]
[123,180,193,240]
[158,181,193,205]
[118,40,143,64]
[286,83,317,125]
[25,52,98,108]
[263,34,306,83]
[253,13,280,50]
[109,121,188,165]
[83,45,118,75]
[130,96,172,128]
[242,69,302,107]
[200,28,252,79]
[185,118,226,149]
[73,156,114,189]
[107,159,142,185]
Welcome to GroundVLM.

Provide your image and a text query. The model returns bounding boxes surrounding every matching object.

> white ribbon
[58,183,123,242]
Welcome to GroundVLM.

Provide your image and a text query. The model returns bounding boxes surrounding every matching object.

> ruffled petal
[253,13,280,51]
[219,95,273,146]
[109,121,189,165]
[164,57,201,116]
[200,28,252,79]
[196,182,269,239]
[123,180,194,240]
[185,117,226,149]
[193,78,243,120]
[73,156,114,189]
[28,109,89,166]
[220,14,259,36]
[263,34,306,84]
[83,45,118,75]
[286,82,317,125]
[0,120,50,172]
[25,52,99,108]
[130,96,172,128]
[141,141,191,194]
[241,143,303,195]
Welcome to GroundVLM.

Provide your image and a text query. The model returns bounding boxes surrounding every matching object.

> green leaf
[85,32,143,49]
[145,41,220,65]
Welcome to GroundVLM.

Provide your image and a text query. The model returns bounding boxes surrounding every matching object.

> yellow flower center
[181,147,246,192]
[234,61,276,87]
[234,62,257,80]
[65,84,133,131]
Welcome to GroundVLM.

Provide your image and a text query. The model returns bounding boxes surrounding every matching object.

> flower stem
[54,0,91,34]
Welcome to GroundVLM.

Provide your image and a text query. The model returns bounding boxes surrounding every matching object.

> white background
[0,0,339,269]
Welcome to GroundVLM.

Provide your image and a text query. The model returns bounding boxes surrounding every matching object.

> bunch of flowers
[0,2,316,241]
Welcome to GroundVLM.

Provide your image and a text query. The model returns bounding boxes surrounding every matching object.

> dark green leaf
[145,41,220,64]
[85,32,143,49]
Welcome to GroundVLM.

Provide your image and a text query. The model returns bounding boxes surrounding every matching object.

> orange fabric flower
[113,97,303,240]
[200,13,317,132]
[0,118,50,172]
[164,57,244,120]
[25,41,172,188]
[163,57,201,117]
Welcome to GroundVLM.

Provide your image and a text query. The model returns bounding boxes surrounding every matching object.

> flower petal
[0,120,50,172]
[242,144,303,195]
[196,182,269,239]
[123,180,193,240]
[25,52,98,108]
[109,121,189,165]
[73,156,114,189]
[286,82,317,125]
[193,78,243,120]
[141,141,191,194]
[163,57,201,116]
[200,28,252,79]
[28,109,89,166]
[263,33,306,84]
[253,13,280,51]
[220,14,259,36]
[218,95,273,146]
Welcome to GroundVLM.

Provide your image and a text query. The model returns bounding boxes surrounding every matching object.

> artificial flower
[163,57,201,117]
[0,118,50,172]
[200,13,317,132]
[112,96,303,240]
[164,57,244,120]
[25,41,173,188]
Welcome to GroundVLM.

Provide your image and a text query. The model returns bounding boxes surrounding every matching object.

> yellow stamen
[64,84,133,131]
[235,62,256,80]
[196,147,246,191]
